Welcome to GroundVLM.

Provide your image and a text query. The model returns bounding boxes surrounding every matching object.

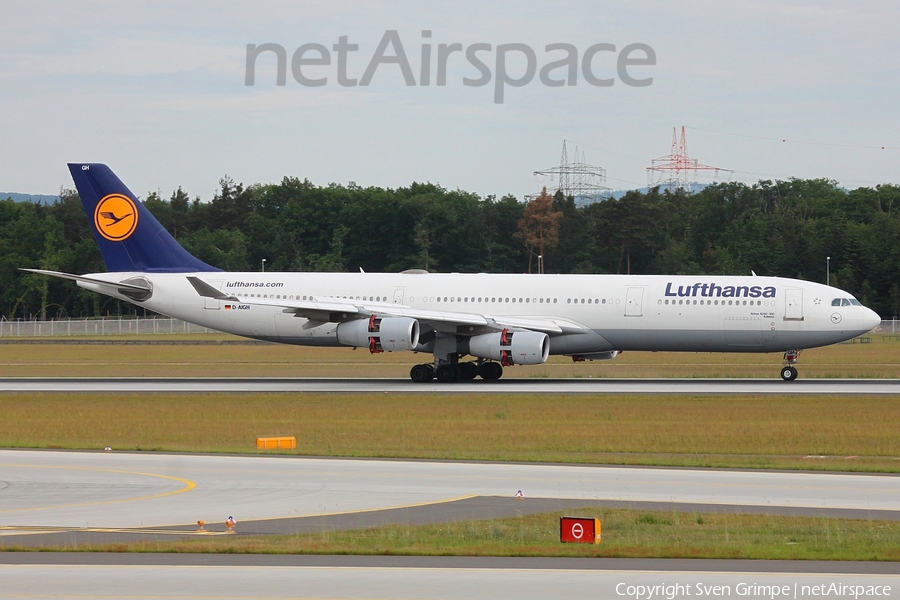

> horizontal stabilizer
[21,269,151,293]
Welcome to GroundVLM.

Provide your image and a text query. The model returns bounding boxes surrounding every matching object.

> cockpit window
[832,298,862,306]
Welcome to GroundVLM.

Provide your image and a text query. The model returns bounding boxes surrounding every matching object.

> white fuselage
[78,272,880,356]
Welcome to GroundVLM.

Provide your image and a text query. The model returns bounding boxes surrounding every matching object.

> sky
[2,1,898,201]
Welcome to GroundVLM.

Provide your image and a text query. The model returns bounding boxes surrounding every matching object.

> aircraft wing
[186,277,585,335]
[284,301,581,335]
[489,315,586,335]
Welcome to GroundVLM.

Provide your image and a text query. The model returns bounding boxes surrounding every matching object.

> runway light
[197,520,206,531]
[225,516,237,532]
[104,446,111,452]
[515,489,524,499]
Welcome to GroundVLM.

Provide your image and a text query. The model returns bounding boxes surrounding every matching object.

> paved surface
[3,451,899,596]
[0,557,897,599]
[2,450,899,545]
[3,553,900,573]
[2,376,899,393]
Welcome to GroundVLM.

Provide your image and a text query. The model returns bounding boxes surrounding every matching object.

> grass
[29,508,900,561]
[1,393,899,471]
[1,333,899,378]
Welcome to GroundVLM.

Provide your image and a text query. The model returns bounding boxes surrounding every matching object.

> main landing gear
[780,349,801,381]
[409,363,434,383]
[409,360,503,383]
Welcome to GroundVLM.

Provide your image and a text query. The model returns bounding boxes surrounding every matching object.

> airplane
[24,163,881,383]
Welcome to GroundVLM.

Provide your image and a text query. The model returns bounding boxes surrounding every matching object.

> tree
[6,173,900,320]
[514,188,563,273]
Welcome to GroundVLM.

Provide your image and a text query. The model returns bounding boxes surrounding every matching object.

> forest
[2,176,899,320]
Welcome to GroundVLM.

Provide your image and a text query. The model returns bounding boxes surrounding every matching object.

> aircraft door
[393,288,405,304]
[784,288,804,321]
[625,287,644,317]
[203,281,223,310]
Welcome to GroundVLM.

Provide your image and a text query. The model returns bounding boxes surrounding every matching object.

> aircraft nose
[863,308,881,332]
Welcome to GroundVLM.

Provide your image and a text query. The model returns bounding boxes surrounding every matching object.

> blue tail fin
[68,163,221,273]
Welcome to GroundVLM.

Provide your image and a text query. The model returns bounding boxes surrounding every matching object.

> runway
[2,449,899,532]
[2,450,899,598]
[2,376,899,393]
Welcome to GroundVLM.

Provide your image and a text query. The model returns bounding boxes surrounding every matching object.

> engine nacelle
[467,329,549,366]
[336,316,420,353]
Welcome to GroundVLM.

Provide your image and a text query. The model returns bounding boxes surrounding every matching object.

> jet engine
[336,315,420,353]
[466,329,549,366]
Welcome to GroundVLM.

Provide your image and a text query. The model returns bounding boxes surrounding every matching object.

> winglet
[186,276,238,301]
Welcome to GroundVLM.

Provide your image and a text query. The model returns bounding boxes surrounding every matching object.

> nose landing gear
[780,350,801,381]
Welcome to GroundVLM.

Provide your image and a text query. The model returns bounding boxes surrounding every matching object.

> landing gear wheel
[458,362,478,380]
[477,362,504,381]
[780,366,798,381]
[410,363,434,383]
[435,364,460,383]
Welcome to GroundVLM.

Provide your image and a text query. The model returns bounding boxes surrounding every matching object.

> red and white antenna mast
[647,126,721,191]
